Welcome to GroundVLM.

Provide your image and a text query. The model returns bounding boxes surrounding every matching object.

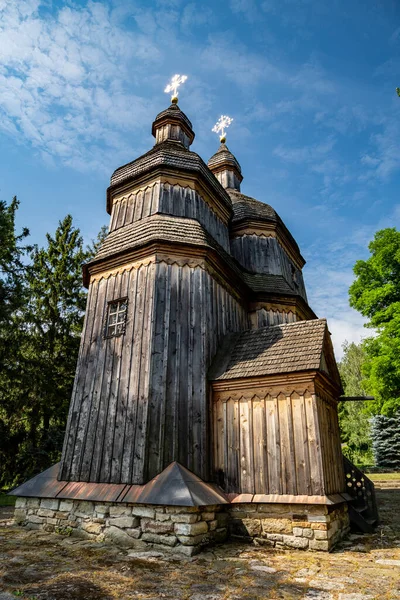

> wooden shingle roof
[107,141,233,216]
[209,319,328,381]
[208,143,242,177]
[228,189,278,223]
[92,215,213,262]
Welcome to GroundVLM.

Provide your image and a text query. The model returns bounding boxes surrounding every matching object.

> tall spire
[208,114,242,190]
[152,74,194,148]
[208,143,243,191]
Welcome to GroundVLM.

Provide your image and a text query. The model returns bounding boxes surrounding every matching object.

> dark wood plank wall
[213,390,345,496]
[109,182,230,252]
[60,264,156,483]
[252,307,297,328]
[60,262,248,485]
[145,262,248,481]
[230,235,307,301]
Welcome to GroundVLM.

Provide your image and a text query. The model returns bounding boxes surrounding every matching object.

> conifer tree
[0,197,31,487]
[371,412,400,470]
[20,215,88,475]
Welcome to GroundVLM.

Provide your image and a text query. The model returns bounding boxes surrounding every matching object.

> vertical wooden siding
[60,263,156,484]
[145,262,248,481]
[60,262,248,485]
[230,235,307,301]
[109,182,230,252]
[213,390,344,496]
[251,307,297,328]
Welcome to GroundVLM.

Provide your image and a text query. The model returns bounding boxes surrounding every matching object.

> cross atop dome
[164,74,188,104]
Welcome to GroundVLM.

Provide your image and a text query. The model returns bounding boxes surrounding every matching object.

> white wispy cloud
[0,0,161,172]
[304,203,400,359]
[201,34,285,87]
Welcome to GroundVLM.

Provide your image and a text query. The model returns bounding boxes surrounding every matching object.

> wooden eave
[82,236,312,323]
[82,239,249,304]
[210,368,342,400]
[151,115,195,142]
[248,294,317,321]
[209,162,243,183]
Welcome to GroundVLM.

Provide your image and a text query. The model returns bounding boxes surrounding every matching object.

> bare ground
[0,487,400,600]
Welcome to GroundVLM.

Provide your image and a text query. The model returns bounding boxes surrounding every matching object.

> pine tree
[0,197,31,487]
[371,412,400,470]
[21,215,88,475]
[0,196,30,325]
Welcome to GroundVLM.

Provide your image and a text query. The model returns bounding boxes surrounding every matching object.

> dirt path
[1,488,400,600]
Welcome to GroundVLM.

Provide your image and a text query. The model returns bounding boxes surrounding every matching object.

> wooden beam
[339,396,375,402]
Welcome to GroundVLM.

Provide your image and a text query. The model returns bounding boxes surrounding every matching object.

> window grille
[105,298,127,337]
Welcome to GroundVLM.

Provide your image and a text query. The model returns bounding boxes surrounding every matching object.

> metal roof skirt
[9,462,229,507]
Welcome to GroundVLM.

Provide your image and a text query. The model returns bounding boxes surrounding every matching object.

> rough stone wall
[14,498,349,554]
[14,498,228,557]
[228,503,350,552]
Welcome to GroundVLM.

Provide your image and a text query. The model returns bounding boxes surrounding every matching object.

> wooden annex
[12,98,378,553]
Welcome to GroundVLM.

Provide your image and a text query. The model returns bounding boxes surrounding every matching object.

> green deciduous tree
[349,228,400,416]
[338,341,373,466]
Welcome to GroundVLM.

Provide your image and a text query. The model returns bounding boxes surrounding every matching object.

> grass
[0,492,16,507]
[368,472,400,481]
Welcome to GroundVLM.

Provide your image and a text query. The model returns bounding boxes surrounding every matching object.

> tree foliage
[0,197,30,325]
[338,341,373,466]
[0,198,106,488]
[349,228,400,416]
[371,412,400,470]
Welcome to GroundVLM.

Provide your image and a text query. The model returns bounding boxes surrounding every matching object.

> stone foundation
[14,498,349,554]
[14,498,228,557]
[228,502,350,551]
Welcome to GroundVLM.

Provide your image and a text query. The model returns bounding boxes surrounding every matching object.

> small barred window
[105,299,127,337]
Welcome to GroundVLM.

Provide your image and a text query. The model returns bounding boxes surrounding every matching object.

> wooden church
[12,83,378,554]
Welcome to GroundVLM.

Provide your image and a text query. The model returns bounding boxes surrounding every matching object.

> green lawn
[0,493,16,507]
[368,472,400,481]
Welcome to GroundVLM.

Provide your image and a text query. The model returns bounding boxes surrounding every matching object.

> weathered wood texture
[230,234,307,300]
[109,182,230,252]
[213,389,345,496]
[60,261,248,485]
[250,307,297,328]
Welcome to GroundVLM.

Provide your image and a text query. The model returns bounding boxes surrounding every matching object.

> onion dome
[152,103,195,149]
[207,142,243,191]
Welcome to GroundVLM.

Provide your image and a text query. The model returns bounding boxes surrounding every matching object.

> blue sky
[1,0,399,358]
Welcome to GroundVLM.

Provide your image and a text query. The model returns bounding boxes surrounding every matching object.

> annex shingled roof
[209,319,328,381]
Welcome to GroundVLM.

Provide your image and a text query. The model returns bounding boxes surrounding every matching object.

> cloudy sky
[1,0,399,358]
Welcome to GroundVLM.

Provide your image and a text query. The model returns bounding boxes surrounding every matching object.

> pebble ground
[0,486,399,600]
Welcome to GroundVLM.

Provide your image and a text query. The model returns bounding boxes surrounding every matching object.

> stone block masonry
[14,498,350,554]
[14,498,228,557]
[228,502,350,552]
